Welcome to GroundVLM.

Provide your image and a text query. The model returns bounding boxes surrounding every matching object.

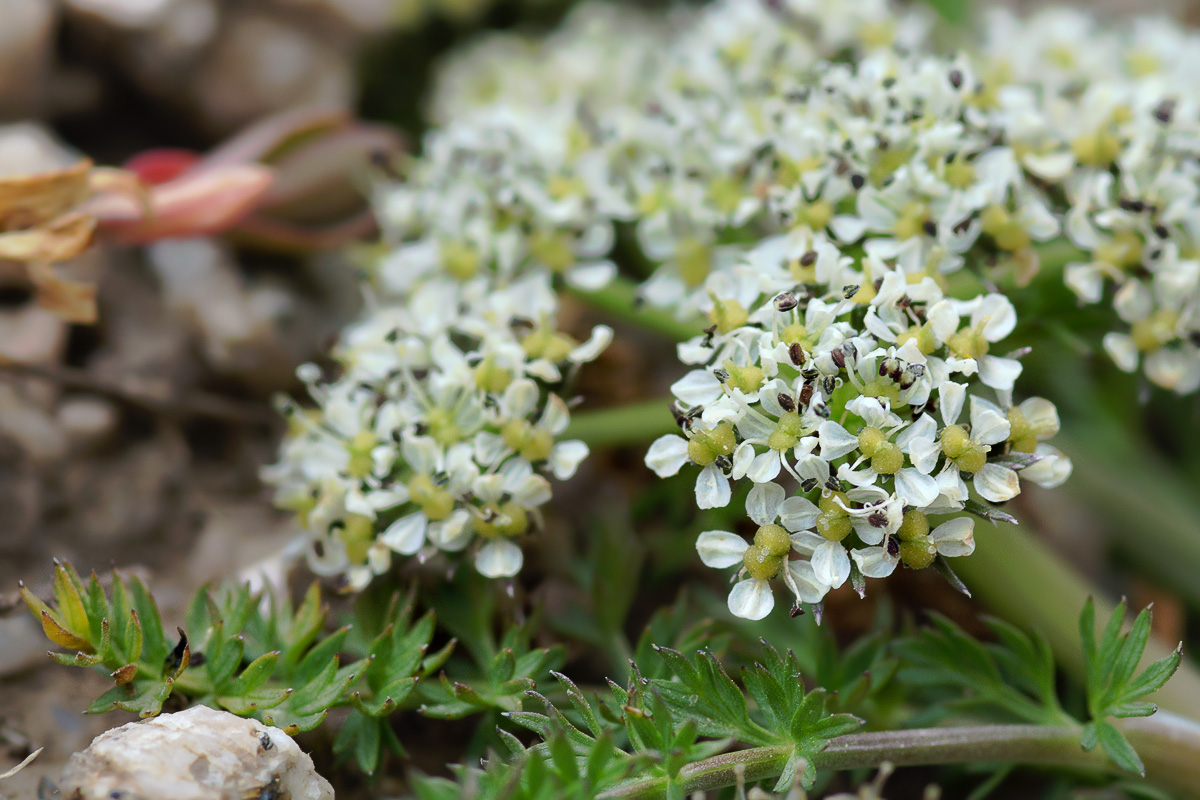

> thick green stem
[953,521,1200,720]
[569,277,704,341]
[563,399,678,447]
[601,714,1200,799]
[1059,432,1200,609]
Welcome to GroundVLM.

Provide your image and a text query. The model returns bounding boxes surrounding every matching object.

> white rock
[59,705,335,800]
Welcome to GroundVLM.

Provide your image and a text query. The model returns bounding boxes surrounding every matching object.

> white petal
[939,381,967,426]
[895,413,936,452]
[929,517,975,557]
[927,300,960,343]
[645,435,689,477]
[548,440,589,480]
[380,513,427,555]
[978,356,1022,391]
[525,359,562,382]
[786,561,830,604]
[812,541,851,588]
[972,295,1017,341]
[502,379,540,419]
[829,215,867,242]
[895,468,939,508]
[731,441,755,479]
[746,482,785,526]
[428,510,472,551]
[1019,397,1060,438]
[539,394,570,435]
[696,530,749,568]
[728,579,775,621]
[974,464,1020,502]
[401,436,440,475]
[568,325,613,363]
[475,539,524,578]
[671,370,724,407]
[746,451,782,483]
[969,400,1012,445]
[818,420,860,459]
[851,546,898,579]
[695,464,732,509]
[778,496,820,531]
[1022,445,1072,488]
[1102,333,1139,373]
[566,261,618,292]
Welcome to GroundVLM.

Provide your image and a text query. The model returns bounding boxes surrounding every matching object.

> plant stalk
[602,713,1200,798]
[563,399,678,447]
[952,520,1200,720]
[569,278,704,341]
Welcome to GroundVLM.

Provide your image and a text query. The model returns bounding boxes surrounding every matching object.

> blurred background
[4,0,1200,797]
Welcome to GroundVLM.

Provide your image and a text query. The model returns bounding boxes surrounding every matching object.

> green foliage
[425,642,862,799]
[895,613,1070,727]
[417,571,566,719]
[1079,598,1181,777]
[920,0,971,25]
[22,561,452,776]
[897,602,1181,777]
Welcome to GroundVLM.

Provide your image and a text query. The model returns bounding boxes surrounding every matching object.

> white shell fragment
[59,705,335,800]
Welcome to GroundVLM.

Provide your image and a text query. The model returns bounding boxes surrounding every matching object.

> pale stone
[59,705,335,800]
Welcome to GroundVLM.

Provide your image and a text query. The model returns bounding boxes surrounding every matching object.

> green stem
[602,714,1200,799]
[569,277,704,341]
[953,520,1200,720]
[1059,431,1200,609]
[563,399,679,447]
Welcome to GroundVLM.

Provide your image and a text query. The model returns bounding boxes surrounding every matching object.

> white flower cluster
[269,0,1200,600]
[263,267,611,590]
[422,0,1200,393]
[645,239,1071,619]
[970,8,1200,393]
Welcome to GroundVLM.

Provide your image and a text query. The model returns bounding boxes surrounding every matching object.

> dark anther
[1153,99,1175,124]
[949,69,964,89]
[882,77,897,89]
[1118,198,1146,213]
[789,342,806,366]
[843,284,860,299]
[777,393,796,412]
[774,291,799,312]
[713,368,730,383]
[850,174,866,190]
[257,730,273,752]
[798,382,814,407]
[822,376,839,395]
[868,510,889,528]
[886,536,900,558]
[825,476,843,492]
[715,454,733,471]
[801,477,818,492]
[922,219,938,237]
[790,604,805,618]
[1154,224,1170,239]
[831,349,847,369]
[814,400,831,418]
[384,329,400,343]
[800,249,818,266]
